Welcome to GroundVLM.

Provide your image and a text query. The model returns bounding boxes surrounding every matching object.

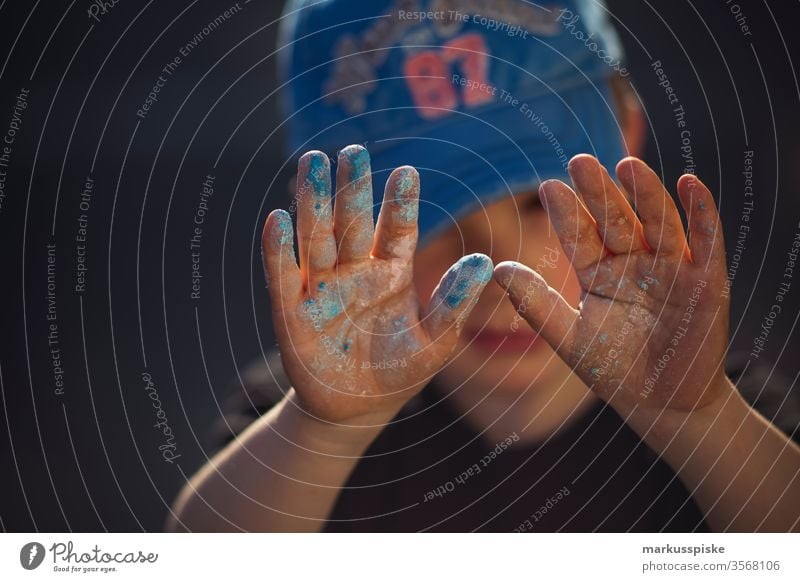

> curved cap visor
[279,0,627,245]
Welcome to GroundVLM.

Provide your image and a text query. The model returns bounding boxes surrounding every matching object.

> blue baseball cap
[278,0,626,245]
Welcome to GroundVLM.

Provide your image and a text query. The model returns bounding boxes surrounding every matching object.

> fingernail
[299,151,330,198]
[440,254,493,309]
[567,154,597,173]
[392,166,419,222]
[338,145,371,215]
[493,261,523,290]
[340,144,370,181]
[538,180,559,209]
[272,209,293,246]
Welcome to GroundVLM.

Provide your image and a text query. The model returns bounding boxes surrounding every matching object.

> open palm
[262,146,492,423]
[496,155,729,413]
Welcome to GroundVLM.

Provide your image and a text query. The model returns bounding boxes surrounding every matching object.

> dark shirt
[212,351,799,532]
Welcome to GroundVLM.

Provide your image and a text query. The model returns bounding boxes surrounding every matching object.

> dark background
[0,1,798,531]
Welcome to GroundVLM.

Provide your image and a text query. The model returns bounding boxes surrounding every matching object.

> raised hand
[495,155,730,414]
[262,146,492,423]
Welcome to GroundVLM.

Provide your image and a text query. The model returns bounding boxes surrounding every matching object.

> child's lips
[464,326,541,354]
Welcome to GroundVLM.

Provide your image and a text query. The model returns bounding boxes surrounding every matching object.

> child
[169,0,800,532]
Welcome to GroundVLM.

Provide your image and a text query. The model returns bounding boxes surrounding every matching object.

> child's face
[415,190,582,394]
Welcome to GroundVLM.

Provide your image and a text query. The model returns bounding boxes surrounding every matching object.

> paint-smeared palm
[262,146,492,423]
[496,155,729,413]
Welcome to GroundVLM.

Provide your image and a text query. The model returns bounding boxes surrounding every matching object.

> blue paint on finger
[306,153,330,197]
[440,254,493,309]
[273,210,294,245]
[392,167,419,222]
[347,147,373,214]
[342,144,370,181]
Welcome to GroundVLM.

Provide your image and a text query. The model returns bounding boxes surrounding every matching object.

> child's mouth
[464,326,541,354]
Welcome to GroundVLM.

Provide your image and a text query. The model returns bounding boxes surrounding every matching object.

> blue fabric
[279,0,626,245]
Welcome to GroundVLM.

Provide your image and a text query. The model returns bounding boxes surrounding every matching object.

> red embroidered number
[404,33,492,119]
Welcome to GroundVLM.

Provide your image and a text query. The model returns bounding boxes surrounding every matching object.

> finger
[372,166,420,260]
[494,261,579,358]
[262,209,303,322]
[616,157,689,258]
[334,144,375,262]
[676,174,726,273]
[421,254,493,347]
[295,151,336,280]
[567,154,646,254]
[539,179,607,270]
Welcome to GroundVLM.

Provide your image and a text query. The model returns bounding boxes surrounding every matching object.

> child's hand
[262,146,492,423]
[495,155,730,414]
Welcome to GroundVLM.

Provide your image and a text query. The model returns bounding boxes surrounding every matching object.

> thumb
[421,254,493,349]
[493,261,579,358]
